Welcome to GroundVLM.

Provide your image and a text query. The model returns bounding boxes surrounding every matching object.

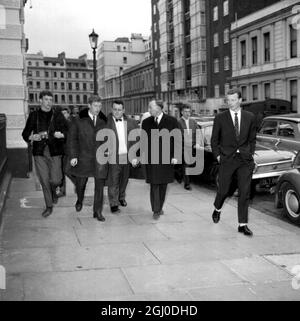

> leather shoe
[111,206,120,213]
[153,212,160,220]
[238,225,253,237]
[94,211,105,222]
[212,210,221,223]
[42,207,53,218]
[184,184,192,191]
[119,200,127,207]
[52,192,58,204]
[159,210,164,215]
[75,201,83,212]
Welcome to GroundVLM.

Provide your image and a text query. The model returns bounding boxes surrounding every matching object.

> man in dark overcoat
[141,99,180,220]
[68,95,108,221]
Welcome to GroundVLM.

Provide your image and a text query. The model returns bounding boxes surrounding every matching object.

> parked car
[275,166,300,224]
[196,121,299,192]
[257,114,300,152]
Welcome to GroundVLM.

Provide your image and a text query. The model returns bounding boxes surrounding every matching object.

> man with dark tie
[211,88,256,236]
[141,99,180,220]
[68,95,108,222]
[106,100,139,213]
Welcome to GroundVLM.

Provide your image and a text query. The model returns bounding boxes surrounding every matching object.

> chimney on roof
[58,52,66,59]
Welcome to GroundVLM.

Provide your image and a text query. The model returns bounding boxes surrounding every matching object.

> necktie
[93,116,96,126]
[234,112,239,138]
[155,117,158,125]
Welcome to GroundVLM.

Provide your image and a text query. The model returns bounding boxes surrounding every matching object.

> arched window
[76,95,80,103]
[69,95,73,103]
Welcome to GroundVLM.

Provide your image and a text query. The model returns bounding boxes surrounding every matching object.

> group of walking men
[22,87,256,236]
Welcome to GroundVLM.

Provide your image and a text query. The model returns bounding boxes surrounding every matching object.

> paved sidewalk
[0,177,300,301]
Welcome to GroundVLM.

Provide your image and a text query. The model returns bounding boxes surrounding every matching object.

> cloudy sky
[24,0,151,58]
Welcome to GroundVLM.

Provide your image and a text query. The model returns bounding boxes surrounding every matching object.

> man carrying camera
[22,91,68,217]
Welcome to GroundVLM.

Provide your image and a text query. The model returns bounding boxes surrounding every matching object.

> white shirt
[88,111,97,126]
[155,112,163,125]
[229,108,241,152]
[229,109,241,134]
[113,117,127,155]
[182,117,190,134]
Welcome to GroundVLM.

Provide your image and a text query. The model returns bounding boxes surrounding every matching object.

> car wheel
[281,182,300,224]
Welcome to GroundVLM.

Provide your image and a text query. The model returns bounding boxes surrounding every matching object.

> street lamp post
[89,29,99,95]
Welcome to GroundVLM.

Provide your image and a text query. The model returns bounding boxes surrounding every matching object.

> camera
[38,131,48,140]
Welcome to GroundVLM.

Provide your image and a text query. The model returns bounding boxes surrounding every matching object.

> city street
[0,177,300,301]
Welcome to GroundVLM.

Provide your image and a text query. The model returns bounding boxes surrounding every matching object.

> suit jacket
[142,113,180,184]
[211,110,256,163]
[67,111,108,179]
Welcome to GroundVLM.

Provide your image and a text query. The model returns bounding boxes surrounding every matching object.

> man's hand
[30,134,42,141]
[70,158,78,167]
[217,156,220,163]
[171,158,178,165]
[54,131,64,139]
[131,159,139,167]
[194,144,202,150]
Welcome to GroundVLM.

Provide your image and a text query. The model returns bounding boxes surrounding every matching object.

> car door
[256,119,279,149]
[276,120,300,152]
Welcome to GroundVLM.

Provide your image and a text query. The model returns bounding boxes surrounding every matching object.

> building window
[241,40,246,67]
[224,28,229,44]
[153,4,156,15]
[61,83,65,90]
[61,95,65,103]
[201,61,206,73]
[90,83,94,90]
[76,73,79,79]
[241,86,247,101]
[214,33,219,47]
[83,83,87,91]
[225,83,230,95]
[213,6,218,21]
[214,85,220,98]
[83,95,88,104]
[45,82,50,90]
[290,25,297,58]
[76,83,80,90]
[264,83,271,100]
[36,81,40,89]
[54,72,57,78]
[76,95,80,103]
[223,0,229,16]
[68,72,72,78]
[61,72,64,78]
[54,82,58,90]
[252,84,258,101]
[69,95,73,103]
[28,81,33,88]
[200,11,206,25]
[224,56,230,70]
[290,80,298,112]
[214,58,219,73]
[68,83,72,90]
[251,36,258,65]
[200,36,206,49]
[28,61,32,66]
[154,22,157,33]
[123,57,127,64]
[29,93,34,102]
[117,45,121,51]
[264,32,270,62]
[54,95,58,103]
[83,73,86,79]
[35,62,39,67]
[36,71,40,77]
[45,71,49,78]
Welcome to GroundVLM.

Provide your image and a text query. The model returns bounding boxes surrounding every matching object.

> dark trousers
[34,146,62,208]
[214,154,254,224]
[150,184,168,213]
[76,177,105,213]
[59,155,77,195]
[108,163,130,207]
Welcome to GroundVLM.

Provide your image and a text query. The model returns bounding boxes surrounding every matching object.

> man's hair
[39,91,53,99]
[113,100,124,107]
[88,95,102,105]
[227,88,242,99]
[181,104,191,111]
[150,99,164,109]
[62,106,70,113]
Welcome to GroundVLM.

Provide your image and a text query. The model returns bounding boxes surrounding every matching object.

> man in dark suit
[68,95,108,222]
[141,99,180,220]
[106,100,139,213]
[211,88,256,236]
[178,104,203,190]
